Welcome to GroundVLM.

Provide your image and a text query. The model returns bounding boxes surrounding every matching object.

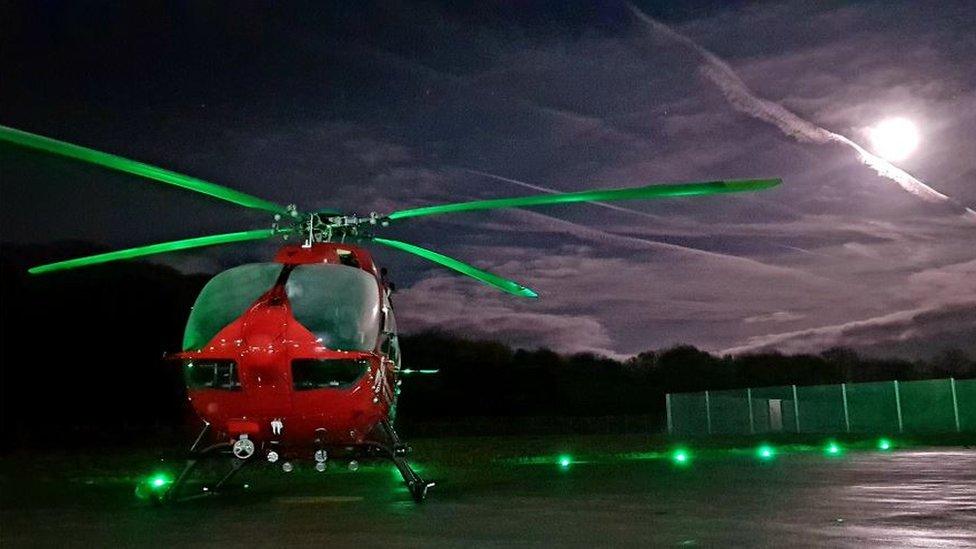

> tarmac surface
[2,436,975,547]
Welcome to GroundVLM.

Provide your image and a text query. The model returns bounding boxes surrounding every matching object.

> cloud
[393,276,620,357]
[387,232,838,356]
[627,3,976,221]
[343,138,412,167]
[723,300,976,357]
[743,311,805,324]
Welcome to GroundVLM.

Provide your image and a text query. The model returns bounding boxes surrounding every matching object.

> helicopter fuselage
[176,243,399,455]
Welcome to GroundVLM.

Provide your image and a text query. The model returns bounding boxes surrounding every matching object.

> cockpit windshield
[182,262,380,352]
[286,264,381,352]
[183,263,283,350]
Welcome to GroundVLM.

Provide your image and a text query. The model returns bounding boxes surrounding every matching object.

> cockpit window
[183,263,282,350]
[286,264,381,352]
[184,359,241,391]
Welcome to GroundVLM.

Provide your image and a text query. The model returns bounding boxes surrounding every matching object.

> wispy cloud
[627,4,976,221]
[723,300,976,357]
[743,311,805,324]
[464,168,670,222]
[394,276,622,357]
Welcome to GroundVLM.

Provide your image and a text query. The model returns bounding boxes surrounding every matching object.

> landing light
[756,444,776,461]
[671,448,691,466]
[877,438,892,451]
[558,455,572,468]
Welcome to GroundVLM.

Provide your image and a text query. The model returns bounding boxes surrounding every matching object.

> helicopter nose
[242,348,282,386]
[240,300,290,348]
[243,331,276,348]
[252,366,280,386]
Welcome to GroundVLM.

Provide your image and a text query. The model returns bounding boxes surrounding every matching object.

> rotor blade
[28,229,279,275]
[370,237,538,298]
[0,125,291,215]
[387,178,781,221]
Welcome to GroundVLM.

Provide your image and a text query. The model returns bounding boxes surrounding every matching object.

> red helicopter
[1,125,780,502]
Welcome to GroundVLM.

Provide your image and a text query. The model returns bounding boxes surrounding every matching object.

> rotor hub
[288,211,387,247]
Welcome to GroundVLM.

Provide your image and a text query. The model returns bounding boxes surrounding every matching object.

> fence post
[747,387,755,435]
[950,378,961,433]
[894,380,904,433]
[704,390,712,435]
[841,382,851,432]
[666,393,674,435]
[792,384,801,432]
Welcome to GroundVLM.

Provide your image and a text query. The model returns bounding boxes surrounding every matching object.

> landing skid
[159,423,246,503]
[374,419,435,503]
[151,420,433,504]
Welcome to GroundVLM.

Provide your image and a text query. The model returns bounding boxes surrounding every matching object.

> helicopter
[0,124,780,502]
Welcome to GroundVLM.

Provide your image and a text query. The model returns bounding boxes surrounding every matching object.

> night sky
[1,1,974,359]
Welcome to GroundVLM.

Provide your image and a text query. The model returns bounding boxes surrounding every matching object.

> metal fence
[667,378,975,436]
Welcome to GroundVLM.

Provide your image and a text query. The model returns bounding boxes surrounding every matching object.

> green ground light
[877,438,893,451]
[148,472,172,490]
[671,448,691,466]
[756,444,776,461]
[135,471,173,500]
[824,441,844,456]
[558,455,572,469]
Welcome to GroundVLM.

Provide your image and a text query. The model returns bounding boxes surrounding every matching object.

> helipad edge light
[671,448,691,466]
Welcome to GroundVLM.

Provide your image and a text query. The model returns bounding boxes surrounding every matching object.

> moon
[868,117,920,161]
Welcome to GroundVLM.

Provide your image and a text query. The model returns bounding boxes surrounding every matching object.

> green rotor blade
[387,178,781,221]
[370,237,537,298]
[0,125,291,215]
[28,229,279,275]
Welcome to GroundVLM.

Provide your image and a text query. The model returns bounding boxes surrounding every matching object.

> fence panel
[796,384,847,433]
[846,381,899,433]
[957,378,976,432]
[710,389,751,434]
[670,392,708,435]
[667,377,973,436]
[900,378,956,433]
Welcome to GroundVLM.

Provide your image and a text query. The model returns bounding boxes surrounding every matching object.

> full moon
[868,117,920,161]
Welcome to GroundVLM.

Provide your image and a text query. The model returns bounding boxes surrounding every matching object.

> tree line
[396,332,975,420]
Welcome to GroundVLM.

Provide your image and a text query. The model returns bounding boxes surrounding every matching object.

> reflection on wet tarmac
[2,445,974,547]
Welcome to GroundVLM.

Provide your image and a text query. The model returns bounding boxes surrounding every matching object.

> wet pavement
[2,438,975,547]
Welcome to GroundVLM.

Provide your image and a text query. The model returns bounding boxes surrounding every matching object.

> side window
[379,331,401,369]
[382,303,397,334]
[183,360,241,391]
[292,358,369,390]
